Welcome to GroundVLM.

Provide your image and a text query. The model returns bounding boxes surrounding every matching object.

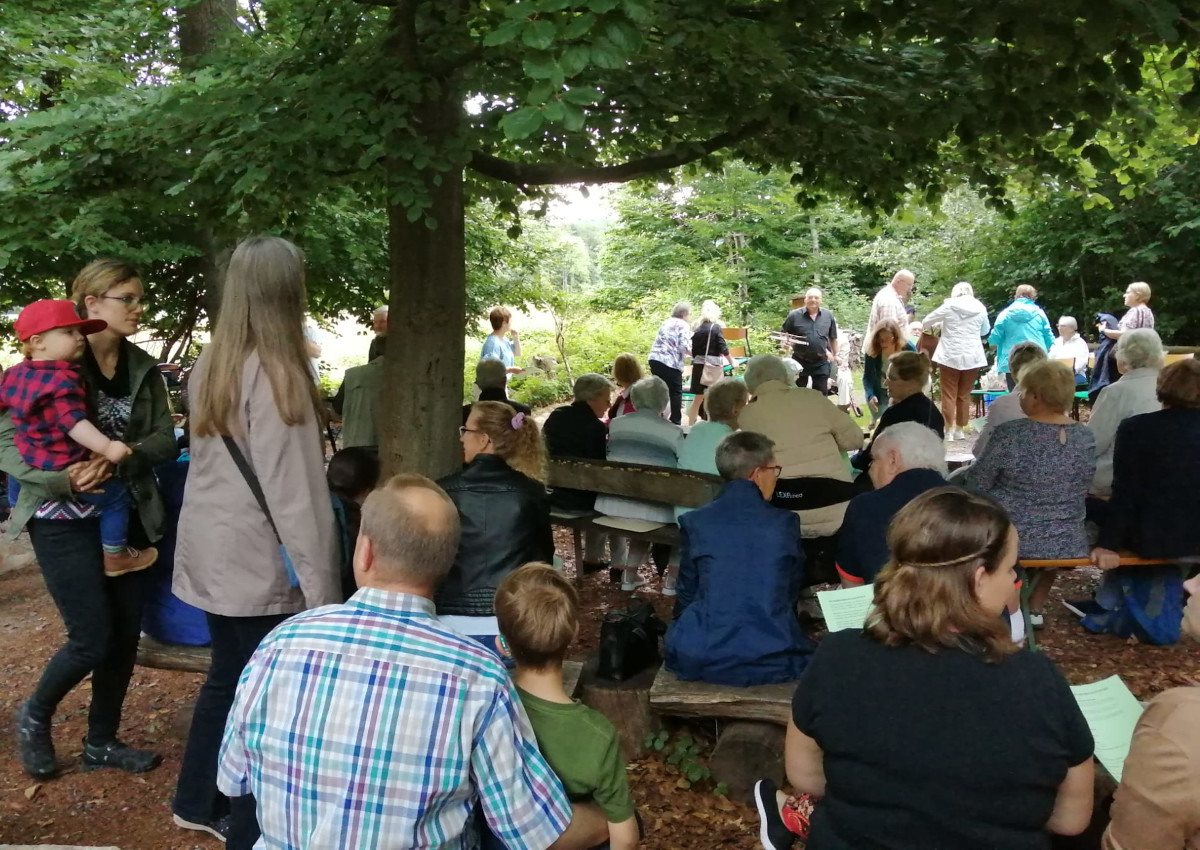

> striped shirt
[218,588,571,850]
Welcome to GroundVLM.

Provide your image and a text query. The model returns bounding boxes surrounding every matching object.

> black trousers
[173,611,287,848]
[25,517,151,743]
[795,359,832,395]
[648,360,683,425]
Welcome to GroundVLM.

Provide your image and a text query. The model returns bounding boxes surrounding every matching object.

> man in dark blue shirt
[781,288,838,394]
[837,422,946,585]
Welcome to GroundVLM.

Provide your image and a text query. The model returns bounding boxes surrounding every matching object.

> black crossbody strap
[222,436,283,545]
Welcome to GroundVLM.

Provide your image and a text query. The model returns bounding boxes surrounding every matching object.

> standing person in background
[4,259,177,781]
[1049,316,1092,386]
[367,305,387,362]
[687,300,735,425]
[989,285,1054,391]
[1100,282,1155,341]
[921,281,991,441]
[172,236,341,846]
[480,306,522,374]
[862,320,913,424]
[781,288,839,395]
[832,329,862,416]
[865,269,914,343]
[608,353,643,420]
[302,323,322,383]
[647,302,692,425]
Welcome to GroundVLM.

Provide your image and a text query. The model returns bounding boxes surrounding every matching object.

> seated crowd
[3,245,1197,850]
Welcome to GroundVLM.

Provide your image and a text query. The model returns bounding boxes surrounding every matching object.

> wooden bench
[547,458,723,581]
[1018,552,1165,651]
[649,667,796,802]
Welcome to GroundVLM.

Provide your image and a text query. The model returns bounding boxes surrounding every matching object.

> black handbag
[597,597,666,681]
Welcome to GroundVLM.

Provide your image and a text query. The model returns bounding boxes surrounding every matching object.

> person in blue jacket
[989,285,1054,390]
[665,431,812,686]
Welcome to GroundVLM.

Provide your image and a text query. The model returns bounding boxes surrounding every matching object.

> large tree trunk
[179,0,236,328]
[379,114,466,478]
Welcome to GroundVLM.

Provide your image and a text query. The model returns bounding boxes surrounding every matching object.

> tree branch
[353,0,399,6]
[468,120,770,186]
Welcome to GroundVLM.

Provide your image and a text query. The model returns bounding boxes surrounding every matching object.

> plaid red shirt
[0,359,91,471]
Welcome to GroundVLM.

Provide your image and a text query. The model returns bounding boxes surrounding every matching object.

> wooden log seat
[649,666,798,802]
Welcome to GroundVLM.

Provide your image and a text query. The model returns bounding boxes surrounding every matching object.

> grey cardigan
[172,350,340,617]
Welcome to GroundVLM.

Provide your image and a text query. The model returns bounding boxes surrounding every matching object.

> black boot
[14,700,58,779]
[82,738,162,773]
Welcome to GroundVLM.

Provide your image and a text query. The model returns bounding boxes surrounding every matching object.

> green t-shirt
[517,687,636,823]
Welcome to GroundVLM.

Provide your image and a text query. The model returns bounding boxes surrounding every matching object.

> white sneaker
[662,575,677,597]
[1029,611,1045,629]
[620,570,647,592]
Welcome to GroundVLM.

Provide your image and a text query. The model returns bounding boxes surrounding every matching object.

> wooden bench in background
[649,667,796,802]
[547,459,723,581]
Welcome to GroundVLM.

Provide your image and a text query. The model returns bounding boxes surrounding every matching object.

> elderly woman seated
[1087,328,1164,499]
[852,351,942,473]
[666,431,812,687]
[675,378,750,517]
[464,356,531,425]
[971,342,1048,457]
[756,487,1094,849]
[594,375,684,593]
[1085,359,1200,644]
[542,373,615,571]
[738,354,863,582]
[968,361,1096,628]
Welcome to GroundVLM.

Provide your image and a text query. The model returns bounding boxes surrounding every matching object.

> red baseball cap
[14,299,108,342]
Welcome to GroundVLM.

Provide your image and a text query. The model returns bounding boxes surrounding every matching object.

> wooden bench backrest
[1164,352,1195,366]
[1054,357,1075,369]
[548,458,723,509]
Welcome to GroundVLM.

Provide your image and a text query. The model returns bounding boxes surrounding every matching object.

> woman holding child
[2,260,177,779]
[172,237,342,844]
[756,487,1095,850]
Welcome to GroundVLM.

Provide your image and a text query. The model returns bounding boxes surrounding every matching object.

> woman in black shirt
[685,301,734,426]
[853,350,943,473]
[757,487,1094,850]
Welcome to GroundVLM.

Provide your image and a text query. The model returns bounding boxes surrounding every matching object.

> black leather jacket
[435,454,554,615]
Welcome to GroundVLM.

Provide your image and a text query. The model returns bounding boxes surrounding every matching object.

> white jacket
[922,295,991,370]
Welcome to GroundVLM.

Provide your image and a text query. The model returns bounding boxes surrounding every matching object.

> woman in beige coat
[738,354,863,542]
[171,236,340,844]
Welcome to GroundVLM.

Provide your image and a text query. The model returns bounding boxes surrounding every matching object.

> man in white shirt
[865,270,914,342]
[1047,316,1091,386]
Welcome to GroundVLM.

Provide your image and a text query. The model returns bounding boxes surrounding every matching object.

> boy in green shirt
[495,564,640,850]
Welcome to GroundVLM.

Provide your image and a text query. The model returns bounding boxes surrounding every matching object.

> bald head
[356,474,461,590]
[891,270,915,298]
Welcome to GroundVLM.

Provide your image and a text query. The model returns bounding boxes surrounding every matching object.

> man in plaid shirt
[217,474,610,850]
[0,299,156,577]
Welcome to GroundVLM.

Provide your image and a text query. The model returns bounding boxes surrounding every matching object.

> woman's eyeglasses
[458,426,481,437]
[101,294,147,309]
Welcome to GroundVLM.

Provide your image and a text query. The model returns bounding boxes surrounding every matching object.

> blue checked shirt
[218,589,572,850]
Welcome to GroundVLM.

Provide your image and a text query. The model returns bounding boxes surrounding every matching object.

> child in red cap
[1,299,157,576]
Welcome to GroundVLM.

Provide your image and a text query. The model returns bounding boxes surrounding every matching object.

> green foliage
[509,373,573,408]
[644,730,717,788]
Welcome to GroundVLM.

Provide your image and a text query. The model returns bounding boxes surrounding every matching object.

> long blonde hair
[191,236,324,437]
[470,401,548,483]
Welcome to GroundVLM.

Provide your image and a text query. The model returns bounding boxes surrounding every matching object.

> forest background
[4,2,1200,414]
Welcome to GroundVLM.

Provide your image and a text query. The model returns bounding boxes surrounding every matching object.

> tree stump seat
[649,666,797,803]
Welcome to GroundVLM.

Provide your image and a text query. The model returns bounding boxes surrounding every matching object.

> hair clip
[511,412,526,429]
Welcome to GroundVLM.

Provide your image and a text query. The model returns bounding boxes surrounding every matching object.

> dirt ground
[0,525,1196,849]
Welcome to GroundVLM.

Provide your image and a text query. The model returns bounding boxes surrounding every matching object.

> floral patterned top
[1119,303,1155,331]
[648,317,692,372]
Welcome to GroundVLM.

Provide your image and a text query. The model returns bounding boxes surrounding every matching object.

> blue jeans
[77,479,131,551]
